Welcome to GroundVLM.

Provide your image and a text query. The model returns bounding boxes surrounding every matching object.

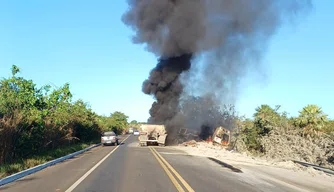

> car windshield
[103,132,116,136]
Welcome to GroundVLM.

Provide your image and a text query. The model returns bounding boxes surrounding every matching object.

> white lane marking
[65,135,131,192]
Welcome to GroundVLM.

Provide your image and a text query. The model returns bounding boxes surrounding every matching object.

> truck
[212,126,231,146]
[138,124,168,146]
[128,127,134,134]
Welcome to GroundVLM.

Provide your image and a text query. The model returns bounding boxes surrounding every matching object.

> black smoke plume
[122,0,312,144]
[142,54,192,124]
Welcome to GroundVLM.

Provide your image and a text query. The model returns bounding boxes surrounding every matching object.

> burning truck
[212,126,230,146]
[178,126,231,146]
[138,123,230,147]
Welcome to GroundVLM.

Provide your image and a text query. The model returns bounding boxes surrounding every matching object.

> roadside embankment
[173,141,334,191]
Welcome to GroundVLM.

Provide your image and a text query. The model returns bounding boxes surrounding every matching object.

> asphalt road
[0,135,325,192]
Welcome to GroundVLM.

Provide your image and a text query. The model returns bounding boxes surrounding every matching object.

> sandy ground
[173,142,334,191]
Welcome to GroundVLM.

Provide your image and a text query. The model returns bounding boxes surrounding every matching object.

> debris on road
[175,126,231,147]
[180,140,198,147]
[177,126,231,147]
[176,128,200,143]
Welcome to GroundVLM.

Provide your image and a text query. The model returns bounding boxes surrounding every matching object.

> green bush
[0,65,129,164]
[232,104,334,169]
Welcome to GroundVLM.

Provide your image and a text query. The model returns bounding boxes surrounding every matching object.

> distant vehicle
[101,131,119,146]
[138,124,167,146]
[133,130,140,136]
[128,127,134,134]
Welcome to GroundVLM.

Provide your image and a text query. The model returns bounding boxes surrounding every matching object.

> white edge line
[0,143,101,186]
[64,135,131,192]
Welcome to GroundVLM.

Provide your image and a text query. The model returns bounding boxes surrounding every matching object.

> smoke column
[122,0,312,144]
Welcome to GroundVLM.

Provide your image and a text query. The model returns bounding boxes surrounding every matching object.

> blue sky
[0,0,333,122]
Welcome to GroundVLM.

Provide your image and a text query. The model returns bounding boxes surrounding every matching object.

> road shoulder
[0,144,118,192]
[172,143,334,192]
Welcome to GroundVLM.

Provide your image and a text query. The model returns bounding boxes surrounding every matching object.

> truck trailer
[138,124,167,146]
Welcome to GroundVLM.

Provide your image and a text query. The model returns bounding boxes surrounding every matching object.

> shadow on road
[14,177,38,183]
[207,157,243,173]
[102,142,125,146]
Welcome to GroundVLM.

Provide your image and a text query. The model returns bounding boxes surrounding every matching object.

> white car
[101,131,119,146]
[133,130,140,136]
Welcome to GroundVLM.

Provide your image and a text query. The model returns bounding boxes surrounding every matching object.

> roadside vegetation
[0,142,90,178]
[98,111,129,135]
[127,120,141,130]
[0,65,130,177]
[231,104,334,169]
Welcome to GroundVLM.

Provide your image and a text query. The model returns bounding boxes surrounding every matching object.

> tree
[0,65,106,164]
[324,120,334,134]
[130,120,138,124]
[109,111,128,134]
[295,104,328,135]
[233,117,262,152]
[97,111,129,134]
[0,65,40,162]
[11,65,20,76]
[253,105,281,135]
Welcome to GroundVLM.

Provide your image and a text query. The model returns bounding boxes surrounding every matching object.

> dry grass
[260,126,334,169]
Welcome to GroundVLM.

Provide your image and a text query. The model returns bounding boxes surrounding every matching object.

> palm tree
[295,104,328,136]
[253,105,280,135]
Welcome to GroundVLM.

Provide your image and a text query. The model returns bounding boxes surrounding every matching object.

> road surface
[0,135,331,192]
